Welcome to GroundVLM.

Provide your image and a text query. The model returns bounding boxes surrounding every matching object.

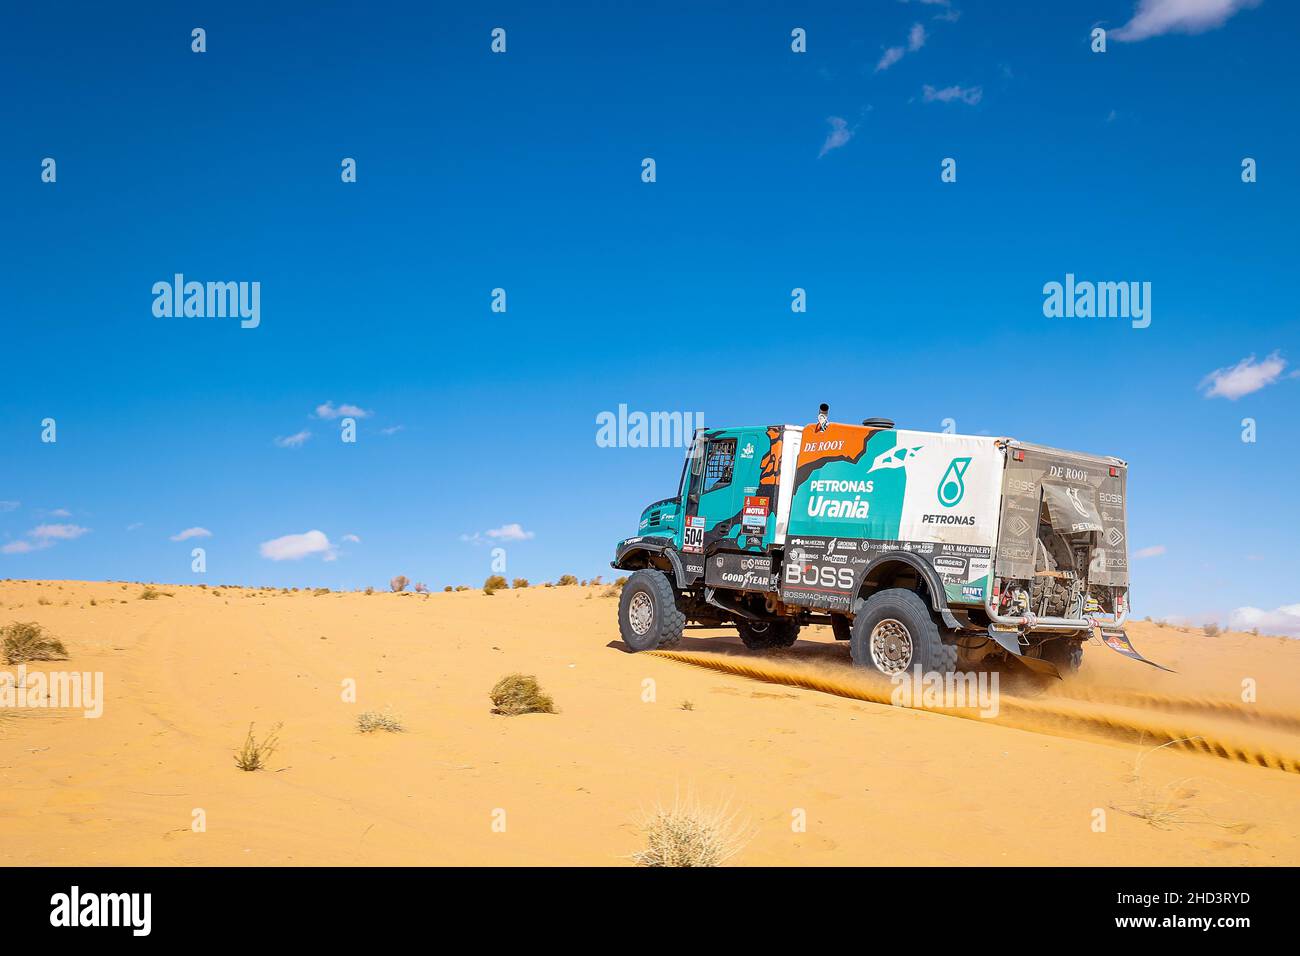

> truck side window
[702,439,736,492]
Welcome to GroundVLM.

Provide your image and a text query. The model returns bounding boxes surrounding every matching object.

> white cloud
[341,533,361,543]
[875,22,927,73]
[126,522,143,531]
[461,523,536,544]
[48,508,72,517]
[31,523,89,541]
[922,84,983,105]
[818,116,855,158]
[170,526,212,542]
[259,529,336,561]
[1228,603,1300,637]
[1199,352,1287,400]
[275,430,312,449]
[875,46,904,72]
[0,501,19,512]
[380,425,404,436]
[314,401,372,420]
[1113,0,1261,42]
[1132,544,1166,559]
[2,523,90,555]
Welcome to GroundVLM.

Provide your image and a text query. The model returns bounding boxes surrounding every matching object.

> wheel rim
[628,590,655,636]
[869,618,913,674]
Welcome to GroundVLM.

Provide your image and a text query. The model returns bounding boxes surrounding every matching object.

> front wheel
[617,569,685,652]
[737,618,800,650]
[849,588,956,676]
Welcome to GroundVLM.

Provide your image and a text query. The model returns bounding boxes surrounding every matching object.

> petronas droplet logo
[937,457,971,508]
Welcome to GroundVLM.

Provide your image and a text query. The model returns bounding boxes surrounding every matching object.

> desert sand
[1,578,1297,866]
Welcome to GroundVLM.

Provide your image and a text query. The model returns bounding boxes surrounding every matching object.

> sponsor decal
[1048,464,1089,482]
[922,513,975,526]
[740,442,755,459]
[802,439,845,453]
[868,445,922,472]
[807,496,871,519]
[1099,491,1124,505]
[683,515,705,553]
[1008,515,1032,537]
[1106,527,1124,547]
[937,456,971,507]
[742,496,769,532]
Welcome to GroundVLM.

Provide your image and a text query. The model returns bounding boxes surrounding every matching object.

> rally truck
[611,407,1169,678]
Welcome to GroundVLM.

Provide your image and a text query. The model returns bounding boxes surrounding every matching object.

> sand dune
[1,579,1297,866]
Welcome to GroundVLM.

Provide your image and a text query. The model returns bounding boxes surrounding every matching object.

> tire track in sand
[647,649,1300,775]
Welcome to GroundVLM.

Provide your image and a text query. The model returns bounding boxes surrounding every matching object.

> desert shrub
[37,597,52,606]
[89,598,97,606]
[590,575,603,586]
[356,710,404,733]
[234,722,282,771]
[455,585,470,592]
[614,576,628,586]
[680,700,695,711]
[390,575,409,593]
[2,622,68,664]
[313,588,330,596]
[414,582,429,593]
[631,793,746,867]
[1203,623,1220,637]
[365,586,374,595]
[443,585,453,592]
[483,575,508,595]
[489,674,556,716]
[138,587,162,600]
[557,574,578,587]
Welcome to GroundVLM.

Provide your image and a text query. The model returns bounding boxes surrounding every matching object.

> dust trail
[648,649,1300,775]
[1049,685,1300,733]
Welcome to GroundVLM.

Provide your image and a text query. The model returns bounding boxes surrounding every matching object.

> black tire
[1039,637,1085,673]
[618,569,685,652]
[849,588,956,675]
[737,618,800,650]
[831,614,852,642]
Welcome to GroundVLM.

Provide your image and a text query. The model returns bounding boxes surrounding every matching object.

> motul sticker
[683,515,705,553]
[742,496,769,531]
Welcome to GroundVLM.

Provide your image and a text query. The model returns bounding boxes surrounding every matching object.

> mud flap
[1096,626,1176,672]
[986,625,1062,679]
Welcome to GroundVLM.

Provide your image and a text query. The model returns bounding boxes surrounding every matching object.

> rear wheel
[850,588,956,675]
[737,618,800,650]
[618,569,685,652]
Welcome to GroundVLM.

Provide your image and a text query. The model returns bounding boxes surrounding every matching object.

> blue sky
[2,1,1297,631]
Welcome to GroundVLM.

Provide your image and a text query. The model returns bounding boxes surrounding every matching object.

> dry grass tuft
[2,621,68,664]
[489,673,556,716]
[631,791,747,867]
[356,710,405,733]
[234,722,282,771]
